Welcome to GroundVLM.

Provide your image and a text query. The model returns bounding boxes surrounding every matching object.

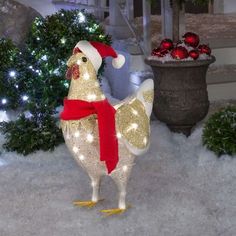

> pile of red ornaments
[151,32,211,60]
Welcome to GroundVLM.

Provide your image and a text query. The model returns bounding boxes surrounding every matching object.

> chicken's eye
[82,57,87,62]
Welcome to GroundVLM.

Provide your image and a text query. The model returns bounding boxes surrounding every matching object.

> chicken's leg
[101,185,127,216]
[74,176,102,208]
[101,165,132,216]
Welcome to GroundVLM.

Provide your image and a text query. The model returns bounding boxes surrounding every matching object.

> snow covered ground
[0,115,236,235]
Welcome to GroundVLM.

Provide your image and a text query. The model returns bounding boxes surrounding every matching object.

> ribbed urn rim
[145,56,216,68]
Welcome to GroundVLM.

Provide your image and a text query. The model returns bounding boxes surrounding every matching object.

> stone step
[207,65,236,84]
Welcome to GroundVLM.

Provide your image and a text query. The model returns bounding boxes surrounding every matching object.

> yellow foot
[73,199,104,209]
[100,208,126,216]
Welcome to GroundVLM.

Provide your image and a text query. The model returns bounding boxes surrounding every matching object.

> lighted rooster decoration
[60,40,154,216]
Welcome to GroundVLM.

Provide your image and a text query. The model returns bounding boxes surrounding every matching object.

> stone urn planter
[145,56,216,136]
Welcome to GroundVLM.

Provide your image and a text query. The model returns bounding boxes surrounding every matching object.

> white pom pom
[112,54,125,69]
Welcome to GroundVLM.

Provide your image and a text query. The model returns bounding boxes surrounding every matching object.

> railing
[113,0,151,55]
[52,0,109,20]
[52,0,151,55]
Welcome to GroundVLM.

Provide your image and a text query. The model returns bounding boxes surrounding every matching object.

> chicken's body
[61,50,153,215]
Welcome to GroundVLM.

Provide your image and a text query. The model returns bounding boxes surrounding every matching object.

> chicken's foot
[73,199,104,208]
[100,208,126,216]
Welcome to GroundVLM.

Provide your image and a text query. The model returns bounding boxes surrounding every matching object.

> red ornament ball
[183,32,200,48]
[151,47,168,57]
[160,39,174,50]
[171,46,189,60]
[198,44,211,55]
[189,49,200,60]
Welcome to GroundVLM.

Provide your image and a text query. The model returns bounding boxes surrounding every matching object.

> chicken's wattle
[66,64,80,80]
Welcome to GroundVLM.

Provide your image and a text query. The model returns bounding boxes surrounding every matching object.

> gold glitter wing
[116,97,150,155]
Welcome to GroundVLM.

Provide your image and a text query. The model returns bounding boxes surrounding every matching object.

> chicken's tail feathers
[136,79,154,117]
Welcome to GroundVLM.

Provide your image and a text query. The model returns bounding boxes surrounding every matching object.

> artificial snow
[0,119,235,235]
[148,52,211,63]
[0,110,9,122]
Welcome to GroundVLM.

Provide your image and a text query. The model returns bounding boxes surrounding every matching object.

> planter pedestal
[145,56,215,136]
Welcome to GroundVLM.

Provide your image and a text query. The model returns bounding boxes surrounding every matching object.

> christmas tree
[0,38,33,110]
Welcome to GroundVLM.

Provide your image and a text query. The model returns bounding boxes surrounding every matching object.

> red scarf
[60,98,118,174]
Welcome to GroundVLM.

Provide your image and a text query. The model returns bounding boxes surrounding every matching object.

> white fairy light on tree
[41,55,48,61]
[9,70,16,77]
[53,68,60,76]
[77,12,86,23]
[22,95,29,101]
[64,81,69,88]
[60,37,66,44]
[1,98,7,105]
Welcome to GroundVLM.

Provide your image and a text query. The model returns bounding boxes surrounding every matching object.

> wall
[223,0,236,13]
[214,0,236,14]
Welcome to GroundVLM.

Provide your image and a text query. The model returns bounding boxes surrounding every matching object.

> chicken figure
[60,40,154,216]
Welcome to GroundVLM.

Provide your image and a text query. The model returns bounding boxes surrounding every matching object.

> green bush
[0,38,33,110]
[0,107,64,155]
[26,9,111,108]
[202,106,236,156]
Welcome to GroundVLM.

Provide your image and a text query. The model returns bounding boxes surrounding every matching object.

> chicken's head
[66,52,96,81]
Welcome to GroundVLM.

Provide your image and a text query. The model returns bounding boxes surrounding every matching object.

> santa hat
[73,40,125,73]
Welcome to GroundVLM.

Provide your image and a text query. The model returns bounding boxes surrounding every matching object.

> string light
[79,154,85,161]
[60,37,66,44]
[74,131,80,138]
[77,12,86,23]
[64,81,69,88]
[1,98,7,105]
[53,68,60,76]
[73,146,79,153]
[35,69,42,75]
[127,123,138,132]
[132,108,138,115]
[131,123,138,129]
[87,94,97,101]
[117,132,122,138]
[22,95,29,101]
[76,59,82,65]
[9,70,16,77]
[122,165,128,172]
[143,137,147,145]
[86,134,94,143]
[94,81,99,87]
[41,55,48,61]
[83,72,90,80]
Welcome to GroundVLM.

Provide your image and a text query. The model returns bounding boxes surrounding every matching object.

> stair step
[207,65,236,84]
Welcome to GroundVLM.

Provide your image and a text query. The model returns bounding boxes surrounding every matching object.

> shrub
[202,106,236,156]
[0,106,64,155]
[0,38,33,110]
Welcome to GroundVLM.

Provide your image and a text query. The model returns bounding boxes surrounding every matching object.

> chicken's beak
[66,64,80,80]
